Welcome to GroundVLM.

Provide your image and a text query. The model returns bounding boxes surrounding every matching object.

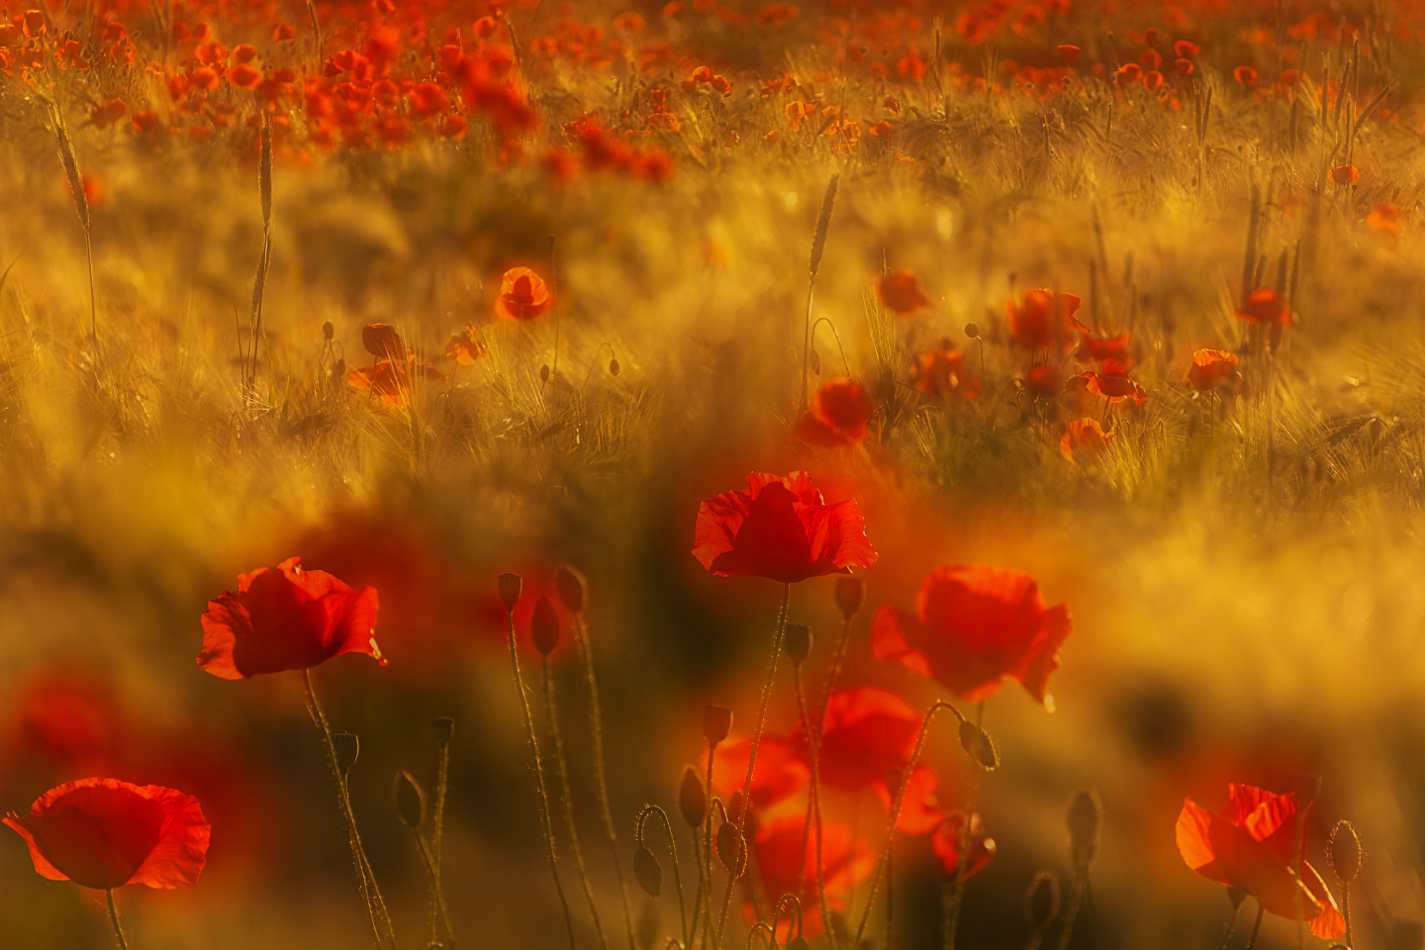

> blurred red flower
[1083,359,1147,404]
[872,565,1071,707]
[1329,164,1359,185]
[1061,417,1116,462]
[197,557,385,679]
[1074,330,1132,369]
[1187,349,1239,391]
[445,326,488,365]
[1233,65,1258,86]
[495,266,553,320]
[1007,289,1085,352]
[4,778,209,890]
[795,686,919,792]
[750,814,874,939]
[1235,288,1295,326]
[793,377,874,447]
[931,809,996,878]
[872,764,946,834]
[693,472,878,583]
[912,346,980,399]
[876,269,931,315]
[1057,45,1080,64]
[711,733,809,809]
[1176,784,1345,939]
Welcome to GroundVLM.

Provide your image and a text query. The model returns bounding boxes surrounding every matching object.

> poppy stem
[792,663,833,948]
[638,805,690,947]
[302,670,396,949]
[852,700,967,949]
[1216,900,1243,950]
[506,609,578,950]
[410,824,456,947]
[714,582,793,949]
[699,740,717,949]
[1292,810,1306,950]
[574,611,638,950]
[106,890,131,950]
[1245,903,1265,950]
[1053,865,1086,950]
[944,702,986,950]
[543,655,611,950]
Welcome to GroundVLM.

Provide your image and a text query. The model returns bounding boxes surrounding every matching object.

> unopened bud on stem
[497,573,522,610]
[784,623,812,666]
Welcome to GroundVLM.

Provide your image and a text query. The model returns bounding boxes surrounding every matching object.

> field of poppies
[5,0,1425,948]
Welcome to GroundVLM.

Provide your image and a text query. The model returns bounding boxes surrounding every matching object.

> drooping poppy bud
[1328,821,1361,883]
[541,364,551,383]
[394,770,426,829]
[834,576,865,620]
[716,820,747,877]
[554,564,587,613]
[432,717,455,747]
[498,573,522,610]
[323,320,334,340]
[334,733,360,778]
[679,766,706,827]
[703,705,733,746]
[610,358,620,376]
[959,720,1000,770]
[634,845,662,897]
[784,623,812,666]
[1067,789,1102,868]
[531,597,560,656]
[1025,869,1060,930]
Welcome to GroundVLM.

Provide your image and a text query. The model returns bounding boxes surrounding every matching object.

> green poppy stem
[106,890,131,950]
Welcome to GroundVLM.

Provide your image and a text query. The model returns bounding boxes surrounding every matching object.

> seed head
[531,596,560,656]
[965,322,980,339]
[834,577,865,619]
[497,573,522,610]
[432,717,455,747]
[1328,820,1362,883]
[703,704,733,747]
[678,766,706,827]
[333,732,360,777]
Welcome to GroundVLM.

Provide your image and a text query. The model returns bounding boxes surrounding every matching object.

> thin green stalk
[506,610,578,950]
[1245,903,1265,950]
[544,656,610,950]
[945,702,986,950]
[574,612,637,950]
[1216,901,1243,950]
[1292,809,1306,950]
[1053,867,1086,950]
[715,583,793,948]
[792,665,833,948]
[433,726,451,908]
[411,827,455,947]
[639,804,691,947]
[106,890,131,950]
[1342,884,1352,950]
[302,670,394,949]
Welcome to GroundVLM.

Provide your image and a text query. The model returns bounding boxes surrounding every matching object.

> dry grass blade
[247,118,274,404]
[46,100,96,348]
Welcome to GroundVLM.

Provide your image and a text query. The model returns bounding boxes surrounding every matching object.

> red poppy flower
[1074,331,1132,369]
[750,815,874,939]
[793,378,874,447]
[4,778,209,890]
[794,686,919,792]
[1026,363,1063,398]
[445,326,488,365]
[693,472,878,584]
[362,323,407,361]
[197,557,385,679]
[1235,288,1295,326]
[347,359,446,410]
[1057,45,1080,64]
[1083,359,1146,404]
[912,346,981,399]
[1174,58,1195,75]
[1233,66,1258,86]
[1007,289,1086,352]
[931,809,996,879]
[1177,784,1345,939]
[872,765,946,835]
[876,270,931,315]
[1329,164,1359,185]
[1114,63,1142,88]
[872,565,1071,707]
[711,733,809,809]
[1060,417,1115,462]
[1187,349,1239,391]
[1174,40,1200,58]
[495,266,553,321]
[1367,201,1400,239]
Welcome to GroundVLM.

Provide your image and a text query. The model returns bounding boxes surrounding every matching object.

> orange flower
[445,326,488,365]
[1026,363,1063,398]
[1174,58,1194,76]
[1233,65,1258,86]
[495,266,553,321]
[793,377,875,447]
[1234,288,1295,325]
[1329,163,1359,185]
[1114,63,1142,87]
[1187,349,1239,391]
[1367,201,1400,238]
[1007,289,1085,352]
[876,269,931,315]
[347,360,445,410]
[1082,359,1146,404]
[1057,44,1080,64]
[1074,330,1132,369]
[1174,40,1200,58]
[1060,417,1115,462]
[912,346,980,399]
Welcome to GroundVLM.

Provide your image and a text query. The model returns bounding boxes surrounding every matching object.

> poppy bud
[1295,773,1322,807]
[1067,789,1102,868]
[1328,820,1362,883]
[634,845,662,897]
[1024,870,1060,930]
[609,358,620,376]
[965,322,980,339]
[786,939,810,950]
[432,716,455,747]
[784,623,812,666]
[333,732,360,777]
[394,769,426,828]
[678,766,706,827]
[531,596,560,656]
[322,320,334,340]
[637,901,659,949]
[498,572,522,610]
[834,576,865,619]
[959,720,1000,770]
[810,348,821,375]
[541,364,551,383]
[554,564,586,613]
[703,704,733,747]
[715,821,746,877]
[332,357,345,385]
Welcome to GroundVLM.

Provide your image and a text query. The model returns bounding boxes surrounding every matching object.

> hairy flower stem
[506,609,577,950]
[432,730,451,941]
[106,890,131,950]
[410,826,455,947]
[715,583,792,949]
[544,656,610,950]
[1216,901,1243,950]
[639,805,691,946]
[854,701,967,948]
[945,702,986,950]
[302,670,396,949]
[1292,810,1306,950]
[574,612,636,950]
[1053,867,1087,950]
[698,742,716,950]
[793,666,833,949]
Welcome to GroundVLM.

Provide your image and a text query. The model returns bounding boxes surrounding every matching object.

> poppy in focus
[495,266,554,321]
[793,377,875,447]
[692,472,878,583]
[4,777,209,890]
[872,565,1071,707]
[876,270,931,315]
[197,556,385,679]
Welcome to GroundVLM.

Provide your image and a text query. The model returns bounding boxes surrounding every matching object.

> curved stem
[1053,866,1086,950]
[1245,903,1265,950]
[745,923,774,950]
[576,613,637,950]
[506,610,578,950]
[852,700,967,948]
[639,805,691,947]
[412,828,456,947]
[792,666,832,948]
[810,316,853,378]
[1216,901,1243,950]
[944,702,986,950]
[106,890,131,950]
[715,583,793,948]
[770,894,803,946]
